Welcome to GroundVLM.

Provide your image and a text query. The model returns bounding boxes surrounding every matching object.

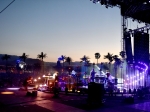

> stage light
[146,0,150,4]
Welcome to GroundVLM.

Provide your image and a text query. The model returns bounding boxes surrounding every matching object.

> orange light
[1,92,14,94]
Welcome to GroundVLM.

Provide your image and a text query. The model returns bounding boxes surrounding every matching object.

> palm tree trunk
[43,61,44,74]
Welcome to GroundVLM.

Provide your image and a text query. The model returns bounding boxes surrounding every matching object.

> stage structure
[90,0,150,90]
[90,0,150,23]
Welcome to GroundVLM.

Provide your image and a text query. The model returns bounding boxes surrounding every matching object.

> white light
[7,88,20,90]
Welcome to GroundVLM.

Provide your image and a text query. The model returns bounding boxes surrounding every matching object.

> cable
[0,0,15,14]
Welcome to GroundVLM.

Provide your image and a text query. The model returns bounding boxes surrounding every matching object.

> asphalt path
[0,88,150,112]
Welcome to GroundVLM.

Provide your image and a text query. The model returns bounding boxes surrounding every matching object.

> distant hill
[0,54,82,67]
[0,54,56,66]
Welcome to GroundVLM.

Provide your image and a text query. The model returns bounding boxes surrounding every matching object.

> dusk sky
[0,0,144,63]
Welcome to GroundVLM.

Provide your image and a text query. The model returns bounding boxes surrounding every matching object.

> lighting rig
[124,24,150,35]
[90,0,150,24]
[90,0,150,52]
[90,0,150,88]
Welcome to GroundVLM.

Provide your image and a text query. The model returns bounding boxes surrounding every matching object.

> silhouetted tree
[113,55,121,79]
[119,51,126,59]
[80,55,90,84]
[60,55,66,67]
[65,57,72,65]
[80,55,90,62]
[95,52,101,65]
[20,53,28,62]
[19,53,28,73]
[104,52,113,72]
[65,57,73,75]
[37,52,47,74]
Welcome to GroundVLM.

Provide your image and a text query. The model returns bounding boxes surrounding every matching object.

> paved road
[0,88,150,112]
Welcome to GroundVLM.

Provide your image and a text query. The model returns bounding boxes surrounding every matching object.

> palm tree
[95,52,101,65]
[19,53,28,73]
[80,55,90,85]
[80,55,90,73]
[80,55,90,63]
[1,54,11,73]
[65,56,72,75]
[119,51,126,85]
[119,51,126,59]
[20,53,28,62]
[113,55,121,84]
[65,57,72,66]
[37,52,47,74]
[104,52,113,72]
[104,52,113,63]
[60,55,66,68]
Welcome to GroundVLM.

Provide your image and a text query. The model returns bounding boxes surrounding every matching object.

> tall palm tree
[19,53,28,73]
[80,55,90,72]
[95,52,101,65]
[20,53,28,62]
[119,51,126,84]
[65,57,72,66]
[60,55,66,68]
[104,52,113,63]
[119,51,126,59]
[113,55,121,84]
[104,52,113,72]
[65,56,72,75]
[1,54,11,73]
[80,55,90,63]
[37,52,47,74]
[80,55,90,85]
